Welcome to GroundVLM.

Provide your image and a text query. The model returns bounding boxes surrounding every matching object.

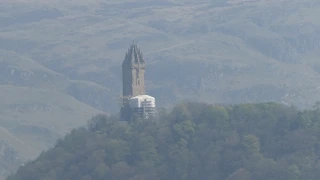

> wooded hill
[7,101,320,180]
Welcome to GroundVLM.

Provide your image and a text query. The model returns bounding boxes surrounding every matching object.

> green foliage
[242,134,260,154]
[7,102,320,180]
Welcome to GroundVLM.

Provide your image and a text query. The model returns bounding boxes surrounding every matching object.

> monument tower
[122,42,146,97]
[121,42,154,121]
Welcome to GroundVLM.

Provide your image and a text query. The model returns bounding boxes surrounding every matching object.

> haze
[1,0,320,179]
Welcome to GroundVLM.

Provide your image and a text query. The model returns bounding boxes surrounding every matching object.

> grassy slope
[1,0,320,110]
[0,49,106,176]
[0,85,103,158]
[0,49,109,161]
[0,84,103,177]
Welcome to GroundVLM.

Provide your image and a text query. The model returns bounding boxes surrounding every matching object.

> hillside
[0,49,111,177]
[7,102,320,180]
[1,0,320,110]
[0,85,102,178]
[1,0,320,178]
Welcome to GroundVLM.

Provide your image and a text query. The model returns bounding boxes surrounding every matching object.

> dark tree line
[7,102,320,180]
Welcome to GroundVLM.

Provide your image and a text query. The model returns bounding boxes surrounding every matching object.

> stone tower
[121,42,146,120]
[122,42,146,97]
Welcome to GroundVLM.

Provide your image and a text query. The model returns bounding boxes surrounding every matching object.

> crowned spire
[123,41,144,64]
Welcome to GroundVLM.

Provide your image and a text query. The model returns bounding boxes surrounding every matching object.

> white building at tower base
[129,95,156,119]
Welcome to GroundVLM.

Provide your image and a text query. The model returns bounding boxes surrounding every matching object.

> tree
[227,168,251,180]
[8,102,320,180]
[242,135,260,154]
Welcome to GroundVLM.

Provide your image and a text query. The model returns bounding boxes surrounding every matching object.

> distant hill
[7,102,320,180]
[1,0,320,177]
[0,48,111,176]
[1,0,320,110]
[0,85,103,178]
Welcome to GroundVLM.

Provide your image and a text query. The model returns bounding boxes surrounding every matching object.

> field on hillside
[0,85,102,178]
[1,0,320,177]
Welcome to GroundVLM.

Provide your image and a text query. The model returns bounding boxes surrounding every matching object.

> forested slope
[7,102,320,180]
